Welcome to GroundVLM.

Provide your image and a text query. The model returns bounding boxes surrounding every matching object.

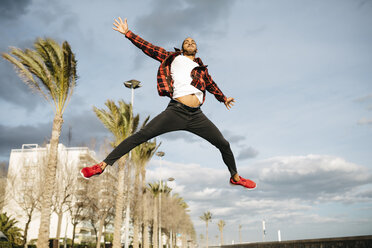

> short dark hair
[181,37,196,51]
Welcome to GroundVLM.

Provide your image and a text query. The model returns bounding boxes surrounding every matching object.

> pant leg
[103,103,188,165]
[186,110,238,177]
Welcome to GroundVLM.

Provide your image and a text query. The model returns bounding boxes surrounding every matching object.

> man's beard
[182,48,197,56]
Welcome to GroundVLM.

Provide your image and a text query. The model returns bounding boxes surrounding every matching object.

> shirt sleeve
[204,69,227,103]
[125,30,171,63]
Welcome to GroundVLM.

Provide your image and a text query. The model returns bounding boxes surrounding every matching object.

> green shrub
[0,241,12,248]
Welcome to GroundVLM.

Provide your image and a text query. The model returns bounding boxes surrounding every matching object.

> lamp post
[156,151,165,248]
[123,79,141,248]
[123,79,142,108]
[155,152,176,248]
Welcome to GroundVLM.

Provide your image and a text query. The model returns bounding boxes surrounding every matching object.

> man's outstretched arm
[113,17,171,62]
[203,69,235,110]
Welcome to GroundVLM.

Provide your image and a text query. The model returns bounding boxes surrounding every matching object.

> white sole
[80,168,105,180]
[80,170,90,180]
[229,182,257,191]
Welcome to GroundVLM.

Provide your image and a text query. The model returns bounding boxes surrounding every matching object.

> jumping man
[80,17,256,189]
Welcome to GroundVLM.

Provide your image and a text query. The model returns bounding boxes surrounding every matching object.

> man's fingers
[113,24,119,31]
[115,19,120,25]
[225,100,235,110]
[124,18,127,25]
[118,17,123,24]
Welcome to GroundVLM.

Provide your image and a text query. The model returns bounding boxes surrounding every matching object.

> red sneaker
[80,162,104,179]
[230,176,256,190]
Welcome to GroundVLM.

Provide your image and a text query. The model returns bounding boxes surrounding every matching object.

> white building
[3,143,115,245]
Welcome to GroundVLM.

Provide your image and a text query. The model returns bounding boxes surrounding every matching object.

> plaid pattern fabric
[125,30,227,104]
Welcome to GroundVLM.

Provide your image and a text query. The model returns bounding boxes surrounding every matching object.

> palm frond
[2,51,50,101]
[2,37,77,114]
[93,106,117,136]
[24,48,54,95]
[94,99,138,148]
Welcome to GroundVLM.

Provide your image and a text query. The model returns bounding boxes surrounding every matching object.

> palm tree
[130,133,160,248]
[158,181,171,248]
[199,211,212,248]
[52,162,74,248]
[2,38,77,248]
[93,100,139,248]
[148,182,160,248]
[165,193,191,248]
[0,212,23,245]
[217,220,225,245]
[148,181,172,248]
[199,234,204,248]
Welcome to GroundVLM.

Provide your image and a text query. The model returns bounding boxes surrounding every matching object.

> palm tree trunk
[124,162,132,248]
[123,203,131,248]
[143,200,150,248]
[113,156,128,248]
[159,193,162,248]
[181,232,187,248]
[133,215,139,248]
[141,169,150,248]
[143,197,150,248]
[96,211,108,248]
[169,230,173,248]
[37,113,63,248]
[173,231,176,248]
[206,222,209,248]
[133,166,141,248]
[152,197,158,248]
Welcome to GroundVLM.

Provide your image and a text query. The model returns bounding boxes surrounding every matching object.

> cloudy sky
[1,0,372,244]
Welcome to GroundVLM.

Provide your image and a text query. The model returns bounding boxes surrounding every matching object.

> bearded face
[182,37,197,56]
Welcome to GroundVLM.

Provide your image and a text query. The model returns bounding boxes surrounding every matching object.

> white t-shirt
[171,55,203,104]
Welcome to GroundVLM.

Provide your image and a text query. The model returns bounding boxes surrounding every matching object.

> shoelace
[93,164,102,173]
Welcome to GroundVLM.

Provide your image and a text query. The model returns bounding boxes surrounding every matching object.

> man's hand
[224,97,235,110]
[113,17,129,35]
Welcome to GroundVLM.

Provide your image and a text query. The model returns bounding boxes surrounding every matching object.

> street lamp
[123,79,142,108]
[123,79,141,248]
[155,151,177,248]
[156,151,165,157]
[156,151,165,248]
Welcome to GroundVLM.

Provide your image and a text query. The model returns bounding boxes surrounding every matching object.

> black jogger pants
[103,99,238,177]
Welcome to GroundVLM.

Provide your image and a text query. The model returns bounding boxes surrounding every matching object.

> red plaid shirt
[125,30,227,104]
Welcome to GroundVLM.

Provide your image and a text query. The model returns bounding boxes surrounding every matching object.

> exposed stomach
[175,94,201,108]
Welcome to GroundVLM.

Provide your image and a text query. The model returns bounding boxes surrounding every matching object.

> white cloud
[146,154,372,242]
[193,187,223,199]
[148,154,372,203]
[250,154,372,200]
